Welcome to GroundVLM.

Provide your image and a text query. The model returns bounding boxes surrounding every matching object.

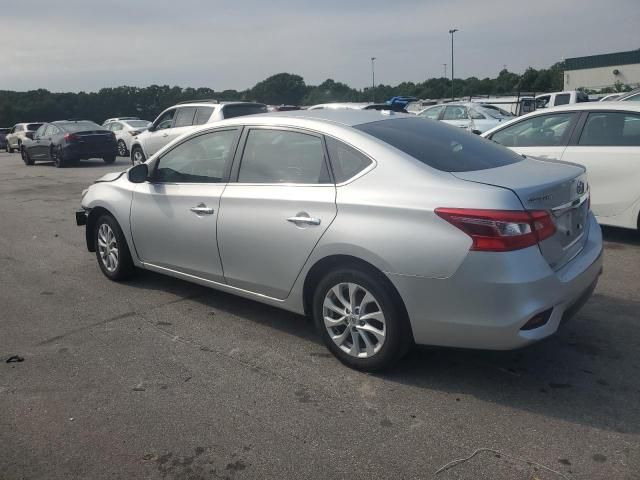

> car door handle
[190,204,214,215]
[287,216,321,226]
[162,133,169,137]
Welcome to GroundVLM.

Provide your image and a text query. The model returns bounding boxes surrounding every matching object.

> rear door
[488,111,579,159]
[217,127,337,298]
[130,128,240,281]
[562,110,640,218]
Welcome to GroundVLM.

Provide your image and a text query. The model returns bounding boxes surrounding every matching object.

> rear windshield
[27,123,43,131]
[222,104,268,119]
[58,121,104,132]
[354,117,523,172]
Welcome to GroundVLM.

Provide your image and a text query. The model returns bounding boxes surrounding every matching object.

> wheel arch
[85,206,113,252]
[301,254,410,329]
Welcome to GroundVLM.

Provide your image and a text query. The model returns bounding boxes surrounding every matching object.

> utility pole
[448,29,458,101]
[443,63,447,78]
[371,57,376,102]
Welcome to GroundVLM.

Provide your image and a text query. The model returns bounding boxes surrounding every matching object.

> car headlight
[81,188,89,198]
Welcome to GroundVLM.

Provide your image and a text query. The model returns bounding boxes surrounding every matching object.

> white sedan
[104,119,152,157]
[482,102,640,230]
[417,102,511,134]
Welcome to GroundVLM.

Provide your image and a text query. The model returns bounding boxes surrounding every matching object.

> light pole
[448,29,458,101]
[443,63,447,78]
[371,57,376,102]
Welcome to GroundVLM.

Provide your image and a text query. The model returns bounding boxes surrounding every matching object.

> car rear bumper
[388,213,603,350]
[62,143,117,159]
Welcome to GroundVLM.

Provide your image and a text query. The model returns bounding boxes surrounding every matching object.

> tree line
[0,63,568,125]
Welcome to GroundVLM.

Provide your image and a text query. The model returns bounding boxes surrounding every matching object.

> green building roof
[565,50,640,71]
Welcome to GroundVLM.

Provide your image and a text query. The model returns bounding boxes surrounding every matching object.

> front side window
[154,109,176,130]
[419,105,443,119]
[490,113,576,147]
[536,96,550,109]
[34,125,46,137]
[174,107,197,128]
[194,107,214,125]
[326,137,372,183]
[443,106,468,120]
[554,94,571,106]
[579,112,640,147]
[238,129,329,184]
[154,129,238,183]
[26,123,42,131]
[111,122,123,131]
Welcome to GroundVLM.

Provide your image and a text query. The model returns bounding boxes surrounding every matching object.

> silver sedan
[76,110,603,371]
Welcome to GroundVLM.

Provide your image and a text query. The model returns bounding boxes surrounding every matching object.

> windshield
[124,120,151,128]
[354,117,523,172]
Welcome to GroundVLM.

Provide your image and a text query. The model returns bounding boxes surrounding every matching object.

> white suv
[129,101,267,164]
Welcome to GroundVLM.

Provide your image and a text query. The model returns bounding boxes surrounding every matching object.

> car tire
[21,146,34,166]
[103,156,116,164]
[94,214,135,281]
[117,140,128,157]
[312,265,412,372]
[131,146,145,165]
[7,143,15,153]
[51,146,65,168]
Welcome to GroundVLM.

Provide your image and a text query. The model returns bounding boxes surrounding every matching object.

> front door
[143,108,177,157]
[218,127,337,299]
[130,128,240,281]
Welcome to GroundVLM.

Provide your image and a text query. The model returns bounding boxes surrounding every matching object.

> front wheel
[117,140,128,157]
[131,146,145,165]
[21,147,34,165]
[51,146,65,168]
[7,143,15,153]
[94,214,134,281]
[312,266,412,371]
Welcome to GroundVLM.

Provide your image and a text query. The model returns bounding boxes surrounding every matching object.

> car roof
[170,101,264,108]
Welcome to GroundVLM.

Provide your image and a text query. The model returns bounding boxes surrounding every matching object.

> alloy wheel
[117,140,127,157]
[322,282,386,358]
[132,149,144,165]
[97,223,119,273]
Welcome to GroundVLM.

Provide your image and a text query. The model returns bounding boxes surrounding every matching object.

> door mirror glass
[128,163,149,183]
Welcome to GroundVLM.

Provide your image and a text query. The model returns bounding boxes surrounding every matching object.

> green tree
[249,73,307,105]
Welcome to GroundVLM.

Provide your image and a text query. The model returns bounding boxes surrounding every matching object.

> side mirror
[147,124,156,132]
[128,163,149,183]
[25,131,34,140]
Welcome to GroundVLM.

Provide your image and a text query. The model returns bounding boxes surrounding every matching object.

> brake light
[64,133,78,142]
[435,208,556,252]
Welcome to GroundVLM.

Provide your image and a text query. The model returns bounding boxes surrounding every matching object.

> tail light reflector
[64,133,78,142]
[435,208,556,252]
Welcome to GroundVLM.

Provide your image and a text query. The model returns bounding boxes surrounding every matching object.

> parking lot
[0,151,638,479]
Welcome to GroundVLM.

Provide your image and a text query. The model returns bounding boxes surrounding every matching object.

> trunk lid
[452,156,589,270]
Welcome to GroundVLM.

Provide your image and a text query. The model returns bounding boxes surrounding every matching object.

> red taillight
[64,133,78,142]
[435,208,556,252]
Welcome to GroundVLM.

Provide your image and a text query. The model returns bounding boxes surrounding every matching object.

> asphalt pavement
[0,151,638,479]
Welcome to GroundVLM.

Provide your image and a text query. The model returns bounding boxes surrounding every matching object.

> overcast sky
[1,0,638,93]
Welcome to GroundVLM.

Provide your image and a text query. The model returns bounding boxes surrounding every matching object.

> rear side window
[355,118,523,172]
[174,107,197,128]
[490,113,576,147]
[621,93,640,102]
[238,129,330,184]
[554,94,571,106]
[579,112,640,146]
[442,106,468,120]
[326,137,372,183]
[26,123,43,131]
[194,107,214,125]
[222,104,268,119]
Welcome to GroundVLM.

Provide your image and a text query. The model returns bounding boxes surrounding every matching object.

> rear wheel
[312,266,412,371]
[21,146,34,166]
[51,146,65,168]
[103,156,116,164]
[94,214,134,281]
[117,140,128,157]
[7,142,14,153]
[131,146,145,165]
